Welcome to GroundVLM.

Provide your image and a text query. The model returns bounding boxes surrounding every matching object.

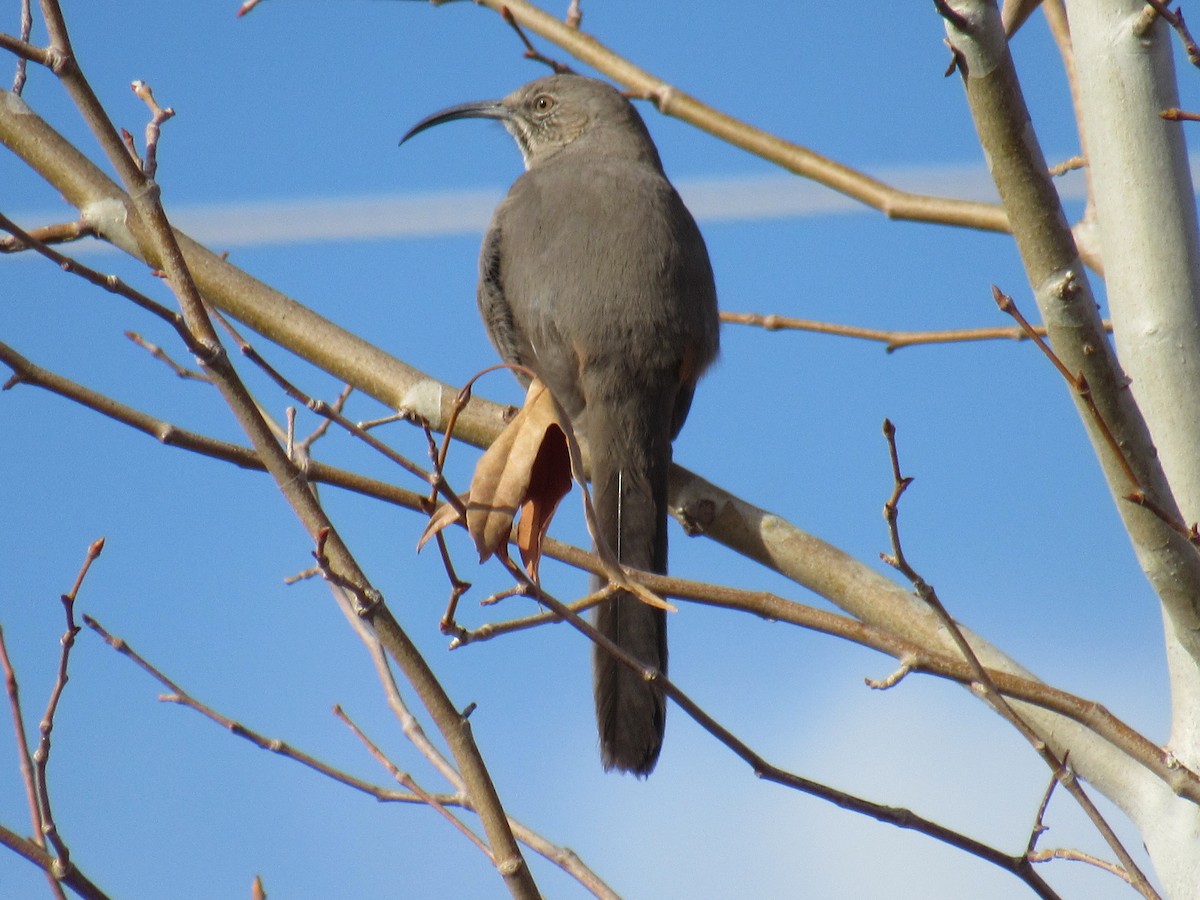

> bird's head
[400,74,661,170]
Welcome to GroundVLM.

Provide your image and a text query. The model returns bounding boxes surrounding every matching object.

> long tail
[586,391,672,776]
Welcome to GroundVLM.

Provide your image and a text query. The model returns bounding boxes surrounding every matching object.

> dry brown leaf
[516,422,571,579]
[417,498,464,551]
[420,377,674,612]
[465,380,571,570]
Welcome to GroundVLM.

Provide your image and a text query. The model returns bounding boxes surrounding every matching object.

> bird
[401,74,719,775]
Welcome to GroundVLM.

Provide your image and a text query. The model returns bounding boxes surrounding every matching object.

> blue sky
[2,3,1194,898]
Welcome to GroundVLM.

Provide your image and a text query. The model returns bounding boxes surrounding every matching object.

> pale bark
[1068,3,1200,892]
[950,1,1200,893]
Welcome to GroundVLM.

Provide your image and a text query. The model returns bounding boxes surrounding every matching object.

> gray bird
[401,74,719,775]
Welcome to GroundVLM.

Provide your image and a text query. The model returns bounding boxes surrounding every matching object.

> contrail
[169,164,1032,247]
[12,161,1095,250]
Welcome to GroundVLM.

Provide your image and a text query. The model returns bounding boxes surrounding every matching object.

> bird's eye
[532,94,555,114]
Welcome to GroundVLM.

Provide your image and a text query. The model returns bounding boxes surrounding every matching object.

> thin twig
[500,6,573,73]
[993,286,1132,478]
[864,660,913,690]
[85,609,617,897]
[565,0,581,29]
[0,340,426,511]
[0,625,45,851]
[22,5,536,884]
[208,305,458,511]
[34,538,104,870]
[417,385,483,632]
[0,820,108,900]
[719,309,1113,352]
[450,588,600,647]
[325,591,618,900]
[1161,106,1200,121]
[0,219,95,253]
[482,546,1062,898]
[333,704,494,860]
[129,80,174,179]
[125,331,208,381]
[309,528,383,615]
[994,285,1200,546]
[880,421,1157,898]
[235,0,267,17]
[295,383,352,453]
[82,613,432,803]
[933,0,974,35]
[463,0,1009,233]
[2,538,106,898]
[1048,154,1087,176]
[5,336,1195,810]
[0,212,204,356]
[1026,764,1061,856]
[1143,0,1200,68]
[1028,847,1136,883]
[11,0,33,92]
[0,28,51,68]
[434,527,474,635]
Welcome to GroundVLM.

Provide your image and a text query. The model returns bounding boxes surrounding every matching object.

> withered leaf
[418,377,673,612]
[516,422,571,580]
[465,380,571,570]
[417,497,464,551]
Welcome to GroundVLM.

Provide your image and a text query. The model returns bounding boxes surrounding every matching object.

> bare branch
[0,219,94,252]
[457,0,1010,234]
[34,538,104,871]
[7,8,539,886]
[565,0,581,29]
[1143,0,1200,68]
[128,80,174,179]
[0,212,203,356]
[0,820,108,900]
[500,6,573,73]
[479,549,1062,897]
[10,0,33,92]
[0,29,51,69]
[0,340,426,511]
[0,539,107,899]
[881,421,1158,898]
[82,614,429,803]
[720,308,1114,352]
[1028,847,1137,884]
[0,626,44,857]
[1025,765,1060,857]
[235,0,267,18]
[84,611,619,898]
[1048,155,1087,177]
[333,705,493,861]
[124,331,208,381]
[994,285,1200,544]
[7,331,1194,812]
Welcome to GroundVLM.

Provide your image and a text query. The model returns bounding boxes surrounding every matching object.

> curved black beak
[399,99,509,146]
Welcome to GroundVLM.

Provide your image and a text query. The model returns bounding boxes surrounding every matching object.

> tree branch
[5,339,1195,813]
[448,0,1011,234]
[1070,0,1200,773]
[942,0,1200,891]
[13,5,539,894]
[881,420,1156,897]
[720,308,1113,352]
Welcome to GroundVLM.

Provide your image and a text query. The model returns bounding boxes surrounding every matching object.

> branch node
[865,660,913,690]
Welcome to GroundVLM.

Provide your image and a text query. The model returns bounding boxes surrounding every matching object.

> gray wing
[478,193,589,421]
[477,216,533,380]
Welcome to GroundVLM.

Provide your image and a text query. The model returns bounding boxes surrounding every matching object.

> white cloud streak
[12,161,1098,250]
[168,163,1038,248]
